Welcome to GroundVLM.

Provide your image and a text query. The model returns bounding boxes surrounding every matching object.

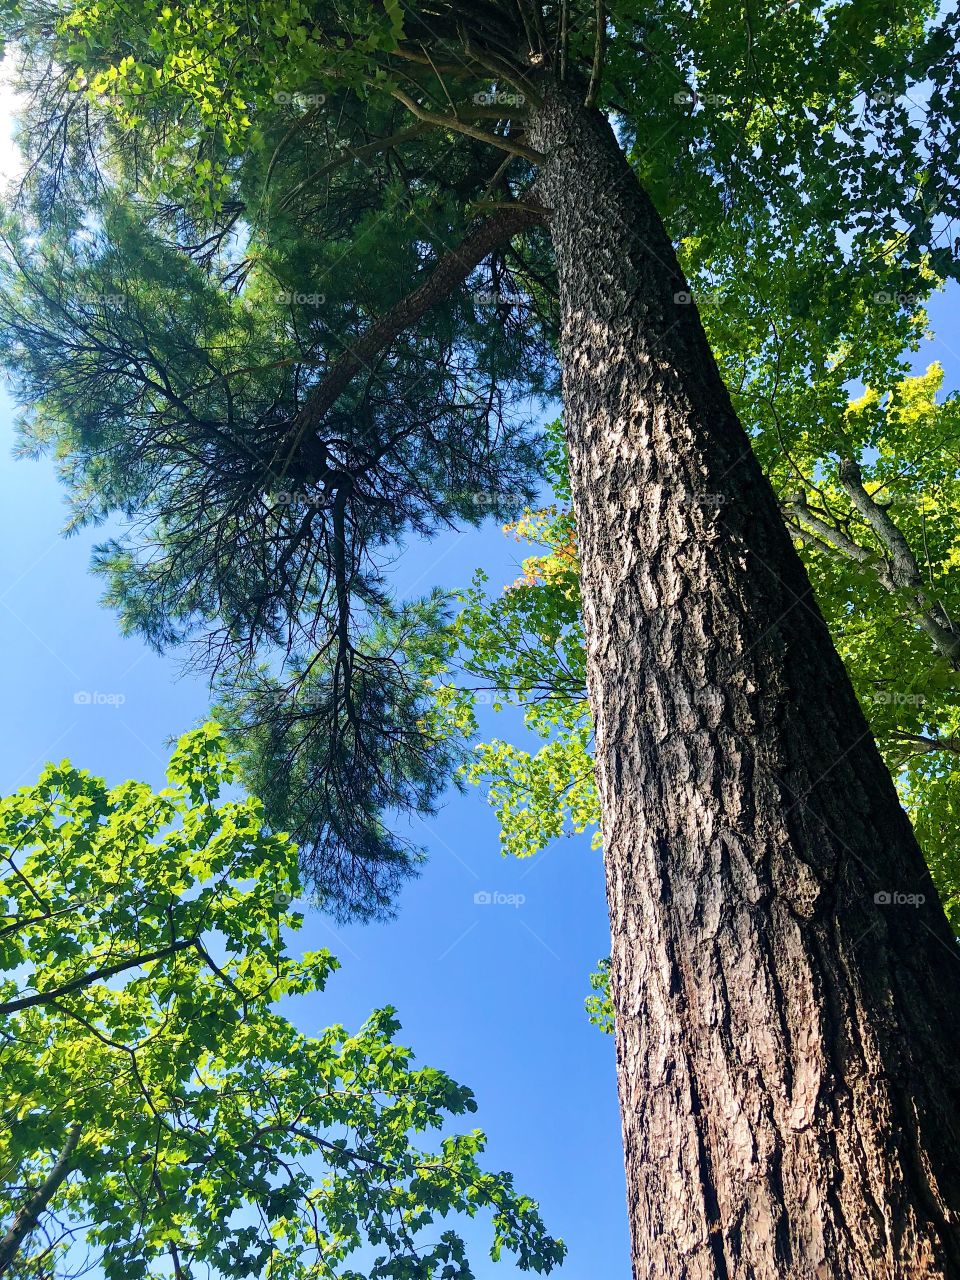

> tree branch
[785,479,960,667]
[0,938,197,1016]
[837,458,960,665]
[388,88,542,161]
[0,1124,81,1274]
[276,124,433,212]
[286,203,545,444]
[887,730,960,756]
[585,0,606,107]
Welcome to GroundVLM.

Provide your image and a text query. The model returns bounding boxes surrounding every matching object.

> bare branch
[585,0,607,107]
[387,87,542,160]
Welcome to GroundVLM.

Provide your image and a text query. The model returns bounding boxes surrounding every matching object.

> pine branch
[387,87,541,159]
[286,204,545,445]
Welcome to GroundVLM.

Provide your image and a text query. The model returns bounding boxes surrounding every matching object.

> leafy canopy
[0,726,564,1278]
[0,0,957,917]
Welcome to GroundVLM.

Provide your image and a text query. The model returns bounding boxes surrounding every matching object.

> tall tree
[2,1,960,1274]
[0,725,563,1278]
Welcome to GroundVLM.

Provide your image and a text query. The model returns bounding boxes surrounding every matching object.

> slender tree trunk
[0,1125,80,1274]
[529,84,960,1280]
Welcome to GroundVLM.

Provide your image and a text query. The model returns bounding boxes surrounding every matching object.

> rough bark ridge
[528,85,960,1279]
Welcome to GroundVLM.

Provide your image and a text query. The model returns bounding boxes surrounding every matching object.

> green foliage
[0,727,564,1277]
[438,424,594,863]
[1,0,957,919]
[0,119,549,912]
[584,960,613,1037]
[58,0,406,210]
[213,594,463,921]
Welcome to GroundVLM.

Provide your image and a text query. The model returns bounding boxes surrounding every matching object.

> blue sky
[0,386,628,1276]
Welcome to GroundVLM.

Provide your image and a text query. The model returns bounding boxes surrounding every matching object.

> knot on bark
[838,456,864,487]
[773,854,823,921]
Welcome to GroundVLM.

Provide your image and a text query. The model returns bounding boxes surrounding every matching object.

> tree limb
[887,730,960,756]
[0,937,198,1016]
[837,458,960,665]
[784,477,960,667]
[0,1124,81,1274]
[388,87,542,160]
[585,0,606,107]
[277,123,433,212]
[285,203,545,448]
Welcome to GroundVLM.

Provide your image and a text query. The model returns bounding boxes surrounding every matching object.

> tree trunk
[528,84,960,1279]
[0,1125,81,1274]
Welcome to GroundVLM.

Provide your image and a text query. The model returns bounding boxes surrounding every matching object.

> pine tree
[2,1,960,1272]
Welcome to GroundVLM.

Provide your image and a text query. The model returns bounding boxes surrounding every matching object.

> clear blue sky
[1,239,958,1279]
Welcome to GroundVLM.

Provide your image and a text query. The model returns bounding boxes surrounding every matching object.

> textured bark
[529,85,960,1279]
